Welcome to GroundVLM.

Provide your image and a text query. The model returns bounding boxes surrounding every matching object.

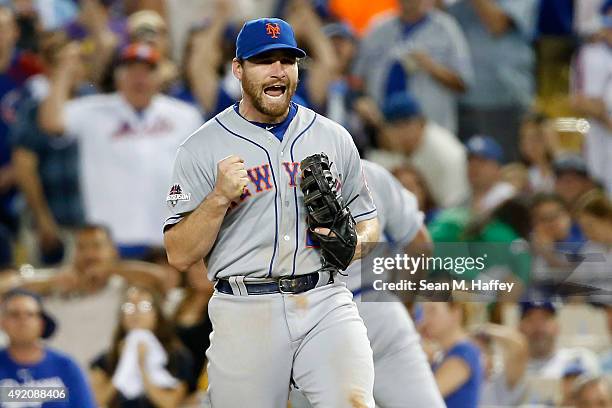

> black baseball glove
[300,153,357,271]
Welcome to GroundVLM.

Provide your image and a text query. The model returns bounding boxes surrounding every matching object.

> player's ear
[232,58,243,81]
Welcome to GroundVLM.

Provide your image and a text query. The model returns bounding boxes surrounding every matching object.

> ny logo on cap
[265,22,281,39]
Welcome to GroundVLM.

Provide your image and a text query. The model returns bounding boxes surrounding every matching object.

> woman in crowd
[89,285,193,408]
[519,112,558,193]
[420,301,483,407]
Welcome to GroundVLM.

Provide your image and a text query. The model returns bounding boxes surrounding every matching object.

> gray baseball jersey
[344,160,424,293]
[163,104,377,280]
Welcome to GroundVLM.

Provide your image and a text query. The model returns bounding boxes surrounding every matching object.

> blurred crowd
[0,0,610,407]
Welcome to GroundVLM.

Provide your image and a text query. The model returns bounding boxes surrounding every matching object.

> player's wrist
[210,188,232,208]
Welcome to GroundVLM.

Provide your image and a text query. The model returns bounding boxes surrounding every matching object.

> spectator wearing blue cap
[570,6,612,199]
[466,135,517,214]
[368,92,469,208]
[354,0,473,135]
[0,289,96,407]
[518,302,600,382]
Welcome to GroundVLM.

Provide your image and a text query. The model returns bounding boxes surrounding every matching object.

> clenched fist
[214,155,249,202]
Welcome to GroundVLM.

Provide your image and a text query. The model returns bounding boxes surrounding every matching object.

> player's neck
[238,99,289,124]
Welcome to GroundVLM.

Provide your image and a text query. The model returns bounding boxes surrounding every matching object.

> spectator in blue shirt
[421,302,483,407]
[0,288,96,408]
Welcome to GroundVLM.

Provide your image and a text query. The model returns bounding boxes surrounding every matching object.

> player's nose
[269,60,286,77]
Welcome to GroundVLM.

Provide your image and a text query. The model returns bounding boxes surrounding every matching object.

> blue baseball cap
[563,360,586,378]
[466,135,504,163]
[520,301,557,318]
[383,92,423,122]
[235,18,306,60]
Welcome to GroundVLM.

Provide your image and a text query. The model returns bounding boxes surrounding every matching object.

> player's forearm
[353,217,380,261]
[164,190,230,271]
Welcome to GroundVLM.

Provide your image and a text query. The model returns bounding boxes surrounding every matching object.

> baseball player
[163,18,380,408]
[290,160,445,408]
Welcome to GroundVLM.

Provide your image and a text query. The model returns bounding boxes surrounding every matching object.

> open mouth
[264,84,287,98]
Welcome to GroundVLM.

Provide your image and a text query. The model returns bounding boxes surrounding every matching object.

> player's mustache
[262,80,290,88]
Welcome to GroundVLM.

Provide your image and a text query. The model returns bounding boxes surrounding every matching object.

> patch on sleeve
[166,184,191,207]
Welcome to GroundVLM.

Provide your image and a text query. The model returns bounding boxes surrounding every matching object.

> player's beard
[242,71,297,119]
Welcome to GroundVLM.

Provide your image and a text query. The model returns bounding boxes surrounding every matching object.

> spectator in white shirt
[38,42,203,258]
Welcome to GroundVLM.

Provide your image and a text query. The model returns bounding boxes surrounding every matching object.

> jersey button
[283,235,290,241]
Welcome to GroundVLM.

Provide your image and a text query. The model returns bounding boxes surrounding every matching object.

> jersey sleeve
[163,146,214,231]
[338,129,377,222]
